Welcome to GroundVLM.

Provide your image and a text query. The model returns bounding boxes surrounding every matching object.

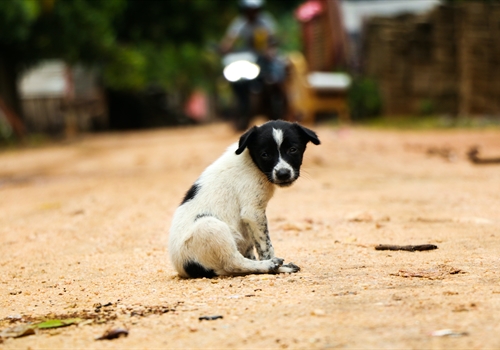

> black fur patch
[181,183,200,205]
[184,261,217,279]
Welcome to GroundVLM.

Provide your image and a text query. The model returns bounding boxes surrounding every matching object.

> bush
[348,77,382,121]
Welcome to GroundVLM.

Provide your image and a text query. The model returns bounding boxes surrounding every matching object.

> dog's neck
[237,148,276,202]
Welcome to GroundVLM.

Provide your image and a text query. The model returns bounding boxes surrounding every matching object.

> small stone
[311,309,326,316]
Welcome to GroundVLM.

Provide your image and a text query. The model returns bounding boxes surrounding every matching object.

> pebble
[311,309,326,316]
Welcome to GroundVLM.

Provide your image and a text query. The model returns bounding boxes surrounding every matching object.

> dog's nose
[275,168,291,181]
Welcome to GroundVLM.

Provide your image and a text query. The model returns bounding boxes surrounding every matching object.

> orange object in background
[286,51,350,124]
[289,0,351,124]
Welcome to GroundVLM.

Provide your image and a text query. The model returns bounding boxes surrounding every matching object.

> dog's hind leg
[183,218,296,277]
[220,254,300,275]
[243,244,256,260]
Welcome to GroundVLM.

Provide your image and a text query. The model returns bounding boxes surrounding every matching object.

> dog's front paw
[279,262,301,273]
[268,257,284,272]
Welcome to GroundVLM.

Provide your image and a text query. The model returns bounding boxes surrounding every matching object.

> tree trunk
[0,56,25,136]
[0,57,23,115]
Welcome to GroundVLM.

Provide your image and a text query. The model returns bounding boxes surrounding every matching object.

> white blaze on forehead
[272,128,284,149]
[271,127,295,182]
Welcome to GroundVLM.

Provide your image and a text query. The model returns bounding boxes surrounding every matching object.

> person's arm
[220,17,245,54]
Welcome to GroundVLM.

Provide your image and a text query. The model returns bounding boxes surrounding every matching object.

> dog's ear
[294,123,320,145]
[235,126,258,155]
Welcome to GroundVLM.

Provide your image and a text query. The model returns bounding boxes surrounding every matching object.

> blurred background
[1,0,499,142]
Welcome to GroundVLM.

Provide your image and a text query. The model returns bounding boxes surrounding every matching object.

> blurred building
[340,0,440,34]
[20,61,107,135]
[339,0,439,70]
[362,2,500,117]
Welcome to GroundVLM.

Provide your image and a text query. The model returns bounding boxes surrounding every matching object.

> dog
[168,120,320,278]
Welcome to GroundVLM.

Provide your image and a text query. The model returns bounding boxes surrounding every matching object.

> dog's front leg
[242,211,274,260]
[255,218,274,260]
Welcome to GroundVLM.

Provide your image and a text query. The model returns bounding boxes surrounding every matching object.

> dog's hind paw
[279,262,301,274]
[268,257,284,272]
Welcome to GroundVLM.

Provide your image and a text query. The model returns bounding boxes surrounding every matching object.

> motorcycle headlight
[223,60,260,82]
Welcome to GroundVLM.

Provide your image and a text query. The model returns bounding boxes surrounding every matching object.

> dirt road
[1,122,499,349]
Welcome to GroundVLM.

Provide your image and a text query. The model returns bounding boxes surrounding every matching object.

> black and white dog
[168,120,320,278]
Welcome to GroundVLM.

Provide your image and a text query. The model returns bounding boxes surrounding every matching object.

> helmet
[239,0,264,9]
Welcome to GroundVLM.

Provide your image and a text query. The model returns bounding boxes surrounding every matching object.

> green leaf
[35,318,82,329]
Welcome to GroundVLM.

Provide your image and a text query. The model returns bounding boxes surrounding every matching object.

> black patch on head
[293,122,320,145]
[235,120,320,185]
[181,183,200,205]
[235,126,257,155]
[184,261,217,279]
[194,213,214,222]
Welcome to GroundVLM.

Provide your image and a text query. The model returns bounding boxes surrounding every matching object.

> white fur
[272,156,295,183]
[168,143,298,278]
[271,128,295,183]
[272,128,283,148]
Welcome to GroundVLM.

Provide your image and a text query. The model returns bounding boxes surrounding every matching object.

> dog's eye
[261,152,269,159]
[289,147,298,154]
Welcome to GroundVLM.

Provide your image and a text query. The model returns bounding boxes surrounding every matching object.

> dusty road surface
[1,122,500,349]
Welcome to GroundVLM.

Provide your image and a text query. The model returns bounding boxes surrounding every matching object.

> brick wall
[363,3,500,117]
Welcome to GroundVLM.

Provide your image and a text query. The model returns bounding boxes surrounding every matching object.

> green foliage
[144,43,217,91]
[27,0,125,64]
[102,41,219,93]
[105,0,302,93]
[115,0,236,46]
[348,77,383,121]
[0,0,303,110]
[267,0,303,15]
[0,0,40,44]
[276,10,302,52]
[107,0,237,92]
[0,0,125,69]
[103,46,147,91]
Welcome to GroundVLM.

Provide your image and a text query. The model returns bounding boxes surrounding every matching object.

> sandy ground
[1,122,500,349]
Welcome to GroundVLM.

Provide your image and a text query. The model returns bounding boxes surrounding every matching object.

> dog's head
[235,120,320,187]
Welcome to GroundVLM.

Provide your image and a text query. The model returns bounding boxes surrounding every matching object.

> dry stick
[467,147,500,164]
[375,244,438,252]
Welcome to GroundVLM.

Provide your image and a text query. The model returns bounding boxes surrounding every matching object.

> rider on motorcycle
[220,0,288,130]
[221,0,277,55]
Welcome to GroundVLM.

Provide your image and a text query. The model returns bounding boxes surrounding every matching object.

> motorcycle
[222,50,288,131]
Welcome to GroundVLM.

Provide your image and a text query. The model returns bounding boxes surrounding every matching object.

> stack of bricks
[458,2,500,115]
[363,13,437,115]
[362,3,500,117]
[427,5,458,115]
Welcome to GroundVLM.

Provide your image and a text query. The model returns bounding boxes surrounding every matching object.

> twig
[375,244,438,252]
[467,147,500,165]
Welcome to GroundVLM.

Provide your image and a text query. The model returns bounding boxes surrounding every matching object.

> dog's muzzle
[272,168,296,187]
